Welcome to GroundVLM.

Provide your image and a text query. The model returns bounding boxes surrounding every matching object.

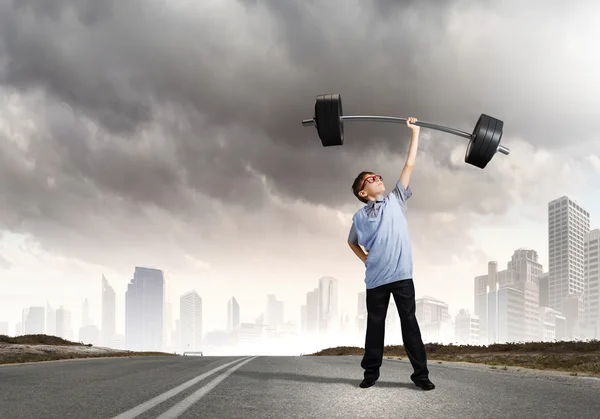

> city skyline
[1,191,599,339]
[3,193,600,355]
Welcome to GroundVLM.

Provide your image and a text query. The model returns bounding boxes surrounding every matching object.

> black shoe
[413,377,435,391]
[359,375,379,388]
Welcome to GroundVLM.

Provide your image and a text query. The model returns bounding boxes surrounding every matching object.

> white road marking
[155,356,257,419]
[110,357,251,419]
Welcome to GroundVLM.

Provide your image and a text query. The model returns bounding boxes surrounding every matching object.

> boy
[347,117,434,391]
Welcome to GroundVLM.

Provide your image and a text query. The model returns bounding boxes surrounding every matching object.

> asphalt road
[1,355,600,418]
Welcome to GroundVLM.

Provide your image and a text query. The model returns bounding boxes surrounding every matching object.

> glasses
[360,175,383,191]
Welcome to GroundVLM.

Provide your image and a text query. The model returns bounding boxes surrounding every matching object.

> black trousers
[361,278,429,382]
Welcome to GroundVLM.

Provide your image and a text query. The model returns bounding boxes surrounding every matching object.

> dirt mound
[308,340,600,357]
[305,341,600,377]
[0,334,88,346]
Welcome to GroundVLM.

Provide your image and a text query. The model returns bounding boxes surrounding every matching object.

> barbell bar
[301,93,510,169]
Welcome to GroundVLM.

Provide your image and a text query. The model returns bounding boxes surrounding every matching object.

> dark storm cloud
[0,0,598,260]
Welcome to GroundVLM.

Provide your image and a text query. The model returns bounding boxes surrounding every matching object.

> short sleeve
[390,180,412,204]
[348,222,358,245]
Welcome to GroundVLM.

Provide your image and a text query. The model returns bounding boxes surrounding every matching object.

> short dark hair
[352,171,374,204]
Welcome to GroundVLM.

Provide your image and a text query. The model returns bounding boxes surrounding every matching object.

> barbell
[301,93,510,169]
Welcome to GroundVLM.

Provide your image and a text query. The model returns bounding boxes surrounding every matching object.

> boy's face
[359,173,385,201]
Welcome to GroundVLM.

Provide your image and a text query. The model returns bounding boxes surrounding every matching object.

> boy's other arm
[348,223,367,264]
[399,117,421,189]
[349,243,368,264]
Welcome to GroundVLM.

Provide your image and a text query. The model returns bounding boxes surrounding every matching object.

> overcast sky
[1,0,599,338]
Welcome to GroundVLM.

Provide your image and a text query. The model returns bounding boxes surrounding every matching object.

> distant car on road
[183,351,203,356]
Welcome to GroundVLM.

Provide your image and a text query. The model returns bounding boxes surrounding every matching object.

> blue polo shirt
[348,180,413,289]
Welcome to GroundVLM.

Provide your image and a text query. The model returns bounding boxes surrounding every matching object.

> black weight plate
[465,114,491,168]
[480,117,503,166]
[473,118,497,168]
[327,93,343,146]
[324,93,336,146]
[317,94,343,147]
[337,94,344,145]
[465,114,485,164]
[315,95,330,145]
[474,116,498,169]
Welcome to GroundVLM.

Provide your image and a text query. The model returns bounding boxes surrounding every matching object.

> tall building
[180,291,203,352]
[540,307,567,341]
[46,302,56,336]
[102,275,116,347]
[22,306,45,335]
[305,288,319,334]
[355,291,367,335]
[487,286,525,343]
[318,277,338,333]
[562,293,585,338]
[584,229,600,337]
[454,309,479,345]
[125,267,165,351]
[82,298,91,327]
[79,310,101,346]
[266,294,284,331]
[475,251,543,344]
[474,262,501,344]
[507,249,543,341]
[55,306,72,340]
[473,275,488,316]
[227,297,240,332]
[416,296,452,343]
[357,292,366,319]
[539,272,549,307]
[548,196,590,313]
[0,322,8,335]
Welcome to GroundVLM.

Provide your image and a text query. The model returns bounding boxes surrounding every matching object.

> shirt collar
[367,197,384,207]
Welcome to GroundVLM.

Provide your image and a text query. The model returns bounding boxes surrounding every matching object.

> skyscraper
[454,309,479,345]
[584,229,600,337]
[473,275,488,316]
[548,196,590,313]
[416,296,452,343]
[102,275,116,347]
[266,294,284,331]
[125,267,165,351]
[318,277,338,333]
[46,302,55,336]
[55,306,72,340]
[22,306,45,335]
[305,288,319,334]
[82,298,91,327]
[507,249,543,341]
[473,261,499,342]
[180,291,202,351]
[227,297,240,332]
[539,273,549,307]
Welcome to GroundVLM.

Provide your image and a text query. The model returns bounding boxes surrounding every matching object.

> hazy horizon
[1,0,600,345]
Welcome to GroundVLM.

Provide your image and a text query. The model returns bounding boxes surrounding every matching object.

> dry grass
[306,340,600,377]
[0,334,89,346]
[0,334,177,365]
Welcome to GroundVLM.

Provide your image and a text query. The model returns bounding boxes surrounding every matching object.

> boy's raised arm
[399,117,421,189]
